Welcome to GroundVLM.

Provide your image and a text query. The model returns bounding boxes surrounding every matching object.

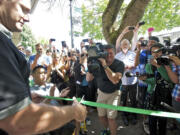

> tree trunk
[102,0,124,44]
[102,0,151,45]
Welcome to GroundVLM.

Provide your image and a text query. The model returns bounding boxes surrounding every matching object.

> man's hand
[136,41,141,51]
[150,58,160,68]
[125,65,134,70]
[122,26,131,34]
[72,98,87,122]
[60,87,70,97]
[133,23,139,33]
[80,42,85,48]
[31,93,44,103]
[138,75,147,81]
[49,85,56,97]
[169,55,180,65]
[98,58,107,67]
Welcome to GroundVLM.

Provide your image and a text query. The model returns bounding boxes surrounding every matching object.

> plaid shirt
[171,64,180,102]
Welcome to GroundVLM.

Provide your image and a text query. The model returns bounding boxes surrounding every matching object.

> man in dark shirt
[87,45,124,135]
[0,0,86,135]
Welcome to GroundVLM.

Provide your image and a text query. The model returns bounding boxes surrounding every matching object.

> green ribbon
[43,96,180,119]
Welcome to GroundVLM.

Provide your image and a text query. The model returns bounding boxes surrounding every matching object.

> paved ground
[85,109,179,135]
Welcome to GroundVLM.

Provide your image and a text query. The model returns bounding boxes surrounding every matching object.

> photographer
[47,52,68,91]
[134,36,160,134]
[29,43,51,70]
[115,24,142,126]
[74,50,90,101]
[139,43,174,135]
[164,55,180,133]
[115,38,138,126]
[86,45,124,135]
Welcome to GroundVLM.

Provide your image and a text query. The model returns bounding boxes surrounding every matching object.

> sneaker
[100,129,110,135]
[143,121,150,135]
[86,118,91,126]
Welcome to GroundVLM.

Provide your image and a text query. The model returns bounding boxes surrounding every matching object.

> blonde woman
[47,52,68,91]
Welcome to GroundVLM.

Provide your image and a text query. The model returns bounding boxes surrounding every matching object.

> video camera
[87,43,108,73]
[155,43,180,65]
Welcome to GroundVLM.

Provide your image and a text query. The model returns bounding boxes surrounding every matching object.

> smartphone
[61,41,66,48]
[139,21,145,26]
[128,26,135,30]
[68,52,71,57]
[50,38,56,42]
[82,39,89,42]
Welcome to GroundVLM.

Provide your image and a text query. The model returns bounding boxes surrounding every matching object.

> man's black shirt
[0,31,31,111]
[95,59,124,93]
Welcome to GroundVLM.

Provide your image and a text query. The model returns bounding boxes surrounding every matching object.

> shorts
[96,89,121,119]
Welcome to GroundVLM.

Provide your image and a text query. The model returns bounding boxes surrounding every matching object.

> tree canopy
[20,24,37,51]
[77,0,180,44]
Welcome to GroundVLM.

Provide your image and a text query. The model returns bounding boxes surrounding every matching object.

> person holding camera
[134,35,160,134]
[164,55,180,133]
[115,24,140,126]
[46,52,69,92]
[74,50,90,101]
[139,43,174,135]
[86,45,124,135]
[29,43,52,70]
[0,1,87,134]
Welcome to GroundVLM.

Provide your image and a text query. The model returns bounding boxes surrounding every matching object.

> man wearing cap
[0,0,87,134]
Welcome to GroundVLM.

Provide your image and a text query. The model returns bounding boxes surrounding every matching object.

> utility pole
[69,0,74,48]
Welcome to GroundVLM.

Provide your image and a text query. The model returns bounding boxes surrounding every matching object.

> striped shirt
[171,64,180,102]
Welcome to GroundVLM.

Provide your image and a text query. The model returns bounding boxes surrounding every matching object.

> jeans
[121,83,137,118]
[149,116,167,135]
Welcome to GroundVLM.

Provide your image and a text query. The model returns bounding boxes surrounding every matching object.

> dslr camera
[87,43,108,74]
[140,40,148,47]
[156,43,180,65]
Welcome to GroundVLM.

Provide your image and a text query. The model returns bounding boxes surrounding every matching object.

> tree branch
[102,0,124,44]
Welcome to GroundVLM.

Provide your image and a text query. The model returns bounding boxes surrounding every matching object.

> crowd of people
[0,0,180,135]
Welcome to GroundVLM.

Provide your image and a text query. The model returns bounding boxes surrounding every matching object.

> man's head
[150,43,164,59]
[32,65,47,85]
[25,47,32,57]
[120,39,131,53]
[46,49,52,56]
[104,44,115,65]
[35,43,43,55]
[17,44,25,53]
[0,0,31,32]
[147,36,159,49]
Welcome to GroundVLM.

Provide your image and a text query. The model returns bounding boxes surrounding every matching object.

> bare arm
[131,24,139,51]
[134,42,141,67]
[46,65,52,81]
[86,72,94,82]
[104,67,122,84]
[0,102,86,135]
[98,58,122,84]
[116,26,130,53]
[164,65,178,84]
[164,56,180,84]
[56,67,65,79]
[31,55,40,70]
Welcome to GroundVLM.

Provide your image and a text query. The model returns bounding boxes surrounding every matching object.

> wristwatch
[103,65,108,70]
